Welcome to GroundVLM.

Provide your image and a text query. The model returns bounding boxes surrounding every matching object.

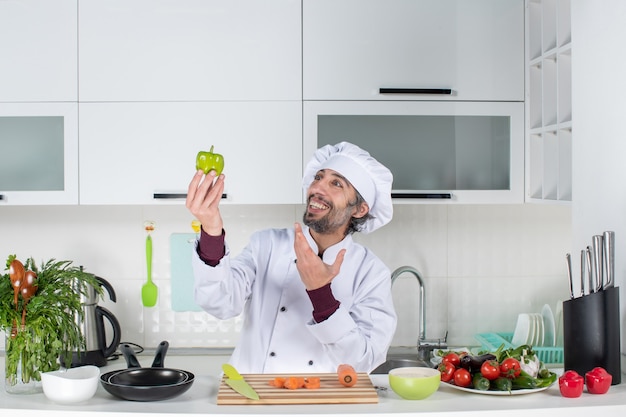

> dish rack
[474,332,564,364]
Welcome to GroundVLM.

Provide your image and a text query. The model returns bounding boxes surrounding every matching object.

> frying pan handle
[120,344,143,368]
[151,341,169,368]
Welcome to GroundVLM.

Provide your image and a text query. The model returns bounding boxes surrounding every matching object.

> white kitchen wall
[571,0,626,366]
[0,203,570,351]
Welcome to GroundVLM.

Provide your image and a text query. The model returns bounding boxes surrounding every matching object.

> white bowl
[41,365,100,404]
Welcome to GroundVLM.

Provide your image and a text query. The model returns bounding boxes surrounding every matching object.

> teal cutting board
[170,233,203,312]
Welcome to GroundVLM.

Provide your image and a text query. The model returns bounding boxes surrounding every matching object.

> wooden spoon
[8,259,25,337]
[8,259,25,309]
[20,270,38,328]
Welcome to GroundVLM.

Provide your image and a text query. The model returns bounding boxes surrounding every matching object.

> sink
[370,357,433,374]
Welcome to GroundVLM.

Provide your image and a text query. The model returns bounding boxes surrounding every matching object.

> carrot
[283,376,302,390]
[304,377,321,389]
[271,375,321,390]
[268,377,286,388]
[337,364,358,387]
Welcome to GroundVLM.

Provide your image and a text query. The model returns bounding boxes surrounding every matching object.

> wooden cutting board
[217,373,378,405]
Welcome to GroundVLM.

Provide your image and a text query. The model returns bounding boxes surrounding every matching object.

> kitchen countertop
[1,353,625,417]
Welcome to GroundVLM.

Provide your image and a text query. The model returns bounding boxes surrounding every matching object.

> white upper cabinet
[304,101,525,204]
[78,0,301,102]
[0,0,78,102]
[79,102,302,205]
[0,103,79,205]
[303,0,524,102]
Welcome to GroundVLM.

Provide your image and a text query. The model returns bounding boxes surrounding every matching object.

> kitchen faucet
[391,266,447,362]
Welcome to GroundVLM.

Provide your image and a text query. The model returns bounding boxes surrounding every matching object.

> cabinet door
[304,101,524,204]
[0,103,79,205]
[79,102,302,205]
[79,0,301,102]
[303,0,524,101]
[0,0,77,102]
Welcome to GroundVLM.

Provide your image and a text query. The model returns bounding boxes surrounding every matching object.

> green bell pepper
[196,145,224,175]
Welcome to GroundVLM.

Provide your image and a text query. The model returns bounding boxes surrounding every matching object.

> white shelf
[526,0,572,203]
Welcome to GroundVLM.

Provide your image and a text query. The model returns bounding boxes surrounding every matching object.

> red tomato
[585,367,612,394]
[559,370,584,398]
[442,352,461,368]
[438,361,456,383]
[453,368,472,387]
[500,357,521,379]
[480,359,500,380]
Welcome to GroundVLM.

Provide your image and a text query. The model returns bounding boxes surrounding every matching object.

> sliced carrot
[283,376,301,390]
[270,375,321,390]
[337,364,358,387]
[304,377,321,389]
[268,377,286,388]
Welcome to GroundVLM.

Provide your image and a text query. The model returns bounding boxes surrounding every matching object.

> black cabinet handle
[0,194,4,201]
[391,193,452,199]
[379,88,452,95]
[153,193,227,199]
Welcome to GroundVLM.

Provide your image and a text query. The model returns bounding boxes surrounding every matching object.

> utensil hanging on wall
[142,221,158,307]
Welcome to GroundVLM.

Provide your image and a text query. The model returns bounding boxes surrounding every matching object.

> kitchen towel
[170,233,202,312]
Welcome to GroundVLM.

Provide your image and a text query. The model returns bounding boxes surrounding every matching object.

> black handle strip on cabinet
[379,88,452,95]
[392,193,452,199]
[153,193,227,199]
[0,194,4,200]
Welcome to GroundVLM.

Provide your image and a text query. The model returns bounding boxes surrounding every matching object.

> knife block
[562,286,621,384]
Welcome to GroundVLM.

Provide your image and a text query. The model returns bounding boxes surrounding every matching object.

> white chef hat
[302,141,393,234]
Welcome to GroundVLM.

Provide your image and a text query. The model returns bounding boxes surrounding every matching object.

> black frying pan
[100,341,194,401]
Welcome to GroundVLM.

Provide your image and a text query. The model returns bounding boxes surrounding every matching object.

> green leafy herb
[1,257,103,385]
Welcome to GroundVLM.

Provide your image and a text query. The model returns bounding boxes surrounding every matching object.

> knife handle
[565,253,574,299]
[592,235,604,292]
[586,247,594,294]
[603,231,615,289]
[580,250,587,297]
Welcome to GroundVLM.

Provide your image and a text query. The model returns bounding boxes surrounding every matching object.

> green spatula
[142,221,158,307]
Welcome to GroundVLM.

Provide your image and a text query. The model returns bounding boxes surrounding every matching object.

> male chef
[186,141,397,373]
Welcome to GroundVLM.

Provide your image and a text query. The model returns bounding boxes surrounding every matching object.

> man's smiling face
[303,169,362,235]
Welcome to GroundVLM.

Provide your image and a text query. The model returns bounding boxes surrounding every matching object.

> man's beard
[302,196,353,235]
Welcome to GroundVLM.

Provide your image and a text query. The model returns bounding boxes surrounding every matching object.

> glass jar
[5,327,42,394]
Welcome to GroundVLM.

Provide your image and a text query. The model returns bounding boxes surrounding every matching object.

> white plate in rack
[511,313,532,346]
[542,304,556,347]
[530,313,543,347]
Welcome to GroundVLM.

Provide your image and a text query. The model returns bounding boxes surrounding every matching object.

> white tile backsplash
[0,203,571,351]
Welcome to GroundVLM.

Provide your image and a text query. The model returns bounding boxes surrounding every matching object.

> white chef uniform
[192,225,396,374]
[193,141,397,373]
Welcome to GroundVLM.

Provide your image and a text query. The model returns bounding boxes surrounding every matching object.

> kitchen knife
[603,231,615,289]
[580,249,587,297]
[592,235,604,292]
[586,247,594,294]
[222,364,259,400]
[565,253,574,299]
[225,378,260,400]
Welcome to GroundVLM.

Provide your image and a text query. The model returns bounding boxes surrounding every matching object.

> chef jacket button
[308,360,313,366]
[280,306,286,312]
[270,352,276,357]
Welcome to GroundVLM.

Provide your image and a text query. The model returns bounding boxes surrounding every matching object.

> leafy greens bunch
[0,256,102,384]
